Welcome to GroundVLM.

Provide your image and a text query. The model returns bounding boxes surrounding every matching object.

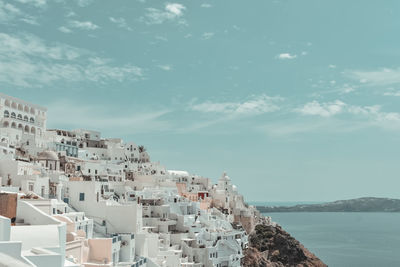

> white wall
[0,216,10,241]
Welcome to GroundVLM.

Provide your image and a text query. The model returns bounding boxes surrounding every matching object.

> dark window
[79,193,85,201]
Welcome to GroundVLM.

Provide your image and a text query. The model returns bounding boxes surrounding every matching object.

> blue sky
[2,0,400,201]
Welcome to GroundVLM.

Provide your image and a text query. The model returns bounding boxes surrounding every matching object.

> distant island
[257,197,400,212]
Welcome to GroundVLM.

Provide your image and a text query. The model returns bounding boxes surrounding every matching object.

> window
[4,110,9,117]
[79,193,85,201]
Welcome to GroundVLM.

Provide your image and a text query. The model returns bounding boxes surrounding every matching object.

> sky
[1,0,400,202]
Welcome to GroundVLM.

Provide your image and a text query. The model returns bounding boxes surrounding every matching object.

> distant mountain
[257,197,400,212]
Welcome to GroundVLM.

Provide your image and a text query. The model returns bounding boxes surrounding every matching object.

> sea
[250,202,400,267]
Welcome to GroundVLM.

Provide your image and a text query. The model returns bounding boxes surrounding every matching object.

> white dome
[38,150,59,160]
[220,171,231,181]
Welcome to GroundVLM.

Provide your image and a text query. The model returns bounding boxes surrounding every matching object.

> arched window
[4,110,9,117]
[3,121,9,127]
[5,100,10,107]
[30,107,35,114]
[30,117,34,123]
[11,112,16,118]
[24,106,29,112]
[23,115,28,121]
[24,125,29,133]
[11,122,16,128]
[17,114,22,120]
[11,102,17,109]
[31,127,36,134]
[18,104,23,111]
[18,124,23,130]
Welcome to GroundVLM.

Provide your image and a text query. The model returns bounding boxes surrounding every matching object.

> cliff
[256,197,400,213]
[242,224,327,267]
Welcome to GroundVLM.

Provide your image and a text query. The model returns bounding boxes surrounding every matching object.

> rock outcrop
[242,224,327,267]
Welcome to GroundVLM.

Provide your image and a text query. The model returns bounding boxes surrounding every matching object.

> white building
[0,93,264,267]
[0,93,47,152]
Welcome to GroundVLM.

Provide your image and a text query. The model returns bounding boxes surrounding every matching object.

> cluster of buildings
[0,93,267,267]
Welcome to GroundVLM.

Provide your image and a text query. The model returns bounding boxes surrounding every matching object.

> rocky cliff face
[242,224,327,267]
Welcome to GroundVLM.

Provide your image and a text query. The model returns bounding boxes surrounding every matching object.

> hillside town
[0,93,268,267]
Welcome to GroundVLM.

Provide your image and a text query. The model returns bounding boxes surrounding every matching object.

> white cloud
[69,20,99,30]
[158,65,172,71]
[109,17,132,31]
[143,3,186,25]
[0,33,143,87]
[339,86,355,94]
[165,3,185,16]
[202,32,214,40]
[277,53,297,60]
[201,3,212,8]
[190,95,283,117]
[383,90,400,97]
[47,101,171,135]
[347,68,400,86]
[13,0,46,7]
[329,64,336,69]
[65,11,76,17]
[75,0,94,7]
[58,26,72,33]
[0,0,38,24]
[296,100,400,127]
[0,1,22,22]
[296,100,346,117]
[264,101,400,136]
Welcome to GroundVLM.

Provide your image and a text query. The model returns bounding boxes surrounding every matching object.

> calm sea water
[261,212,400,267]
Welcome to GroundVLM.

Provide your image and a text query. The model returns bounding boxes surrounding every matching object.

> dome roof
[38,150,59,160]
[220,171,231,181]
